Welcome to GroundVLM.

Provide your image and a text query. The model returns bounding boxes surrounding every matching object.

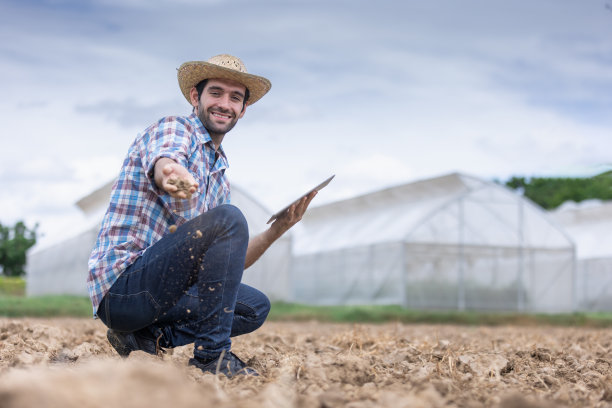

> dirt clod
[0,319,610,408]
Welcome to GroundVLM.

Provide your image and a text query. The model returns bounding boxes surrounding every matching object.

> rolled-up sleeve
[142,117,192,182]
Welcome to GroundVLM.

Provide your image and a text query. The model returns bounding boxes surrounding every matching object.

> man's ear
[189,87,200,108]
[238,103,247,119]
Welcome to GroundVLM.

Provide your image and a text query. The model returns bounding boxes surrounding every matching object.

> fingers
[162,163,174,176]
[271,192,318,234]
[161,162,199,199]
[284,191,317,223]
[165,176,198,199]
[169,189,193,199]
[303,191,317,208]
[183,182,199,198]
[295,191,317,216]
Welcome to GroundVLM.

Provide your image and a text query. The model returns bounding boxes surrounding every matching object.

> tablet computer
[266,175,335,224]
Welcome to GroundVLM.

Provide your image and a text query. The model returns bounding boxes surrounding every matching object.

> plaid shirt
[87,113,231,316]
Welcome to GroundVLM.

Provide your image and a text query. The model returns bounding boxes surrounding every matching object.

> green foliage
[268,302,612,327]
[0,276,26,296]
[0,297,611,325]
[0,295,92,317]
[504,170,612,209]
[0,221,38,277]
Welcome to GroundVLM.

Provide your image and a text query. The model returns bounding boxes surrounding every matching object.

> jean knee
[232,291,270,336]
[212,204,248,240]
[255,293,271,323]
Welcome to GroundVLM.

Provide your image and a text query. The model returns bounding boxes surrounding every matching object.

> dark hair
[195,79,208,99]
[195,79,250,109]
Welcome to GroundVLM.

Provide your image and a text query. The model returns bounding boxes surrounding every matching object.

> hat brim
[177,61,271,105]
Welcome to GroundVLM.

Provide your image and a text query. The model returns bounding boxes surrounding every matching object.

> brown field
[0,317,610,408]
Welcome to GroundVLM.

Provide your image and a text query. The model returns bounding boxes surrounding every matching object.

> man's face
[194,78,247,137]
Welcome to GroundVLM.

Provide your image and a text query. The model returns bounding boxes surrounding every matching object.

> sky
[1,0,611,249]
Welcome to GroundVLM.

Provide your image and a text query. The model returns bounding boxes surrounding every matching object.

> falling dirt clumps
[0,318,610,408]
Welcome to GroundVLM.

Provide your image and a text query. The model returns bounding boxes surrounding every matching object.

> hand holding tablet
[266,175,335,224]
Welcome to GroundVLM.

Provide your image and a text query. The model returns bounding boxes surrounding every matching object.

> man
[87,54,316,377]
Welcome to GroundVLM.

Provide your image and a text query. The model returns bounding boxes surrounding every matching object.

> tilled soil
[0,318,610,407]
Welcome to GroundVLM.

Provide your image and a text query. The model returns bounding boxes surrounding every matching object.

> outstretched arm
[244,191,317,269]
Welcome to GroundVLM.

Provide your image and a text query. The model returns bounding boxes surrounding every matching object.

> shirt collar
[187,112,212,145]
[187,112,229,168]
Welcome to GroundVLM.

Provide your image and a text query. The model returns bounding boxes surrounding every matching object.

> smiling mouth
[211,111,232,120]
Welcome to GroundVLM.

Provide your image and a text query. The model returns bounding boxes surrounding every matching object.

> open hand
[154,158,199,199]
[271,191,317,234]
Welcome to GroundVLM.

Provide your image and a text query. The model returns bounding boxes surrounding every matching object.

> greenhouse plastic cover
[294,173,573,255]
[291,173,576,312]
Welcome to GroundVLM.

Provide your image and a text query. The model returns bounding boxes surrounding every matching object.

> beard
[196,104,240,137]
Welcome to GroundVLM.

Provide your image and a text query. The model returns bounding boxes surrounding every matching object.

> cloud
[331,154,416,199]
[1,0,612,248]
[94,0,226,8]
[75,98,184,128]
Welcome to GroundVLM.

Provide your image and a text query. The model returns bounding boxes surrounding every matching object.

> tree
[504,170,612,210]
[0,221,38,277]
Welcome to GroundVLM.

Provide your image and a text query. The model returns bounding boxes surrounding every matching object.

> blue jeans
[97,204,271,361]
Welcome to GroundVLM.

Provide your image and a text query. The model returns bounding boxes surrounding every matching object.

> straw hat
[177,54,271,105]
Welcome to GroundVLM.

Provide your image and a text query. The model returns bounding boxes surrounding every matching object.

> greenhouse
[550,200,612,311]
[291,173,576,312]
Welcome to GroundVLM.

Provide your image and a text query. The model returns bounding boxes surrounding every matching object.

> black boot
[188,351,258,378]
[106,329,165,357]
